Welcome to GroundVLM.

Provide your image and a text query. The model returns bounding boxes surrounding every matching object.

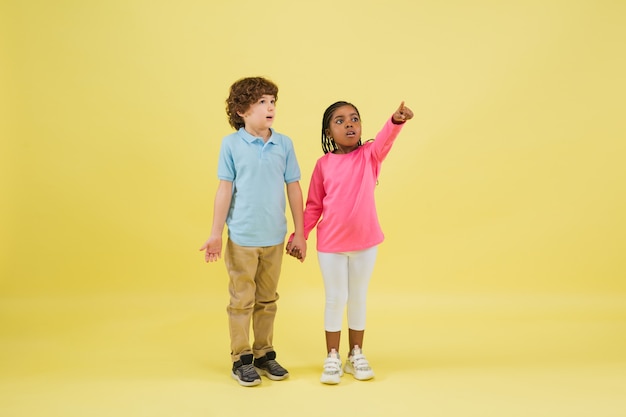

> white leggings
[317,246,378,332]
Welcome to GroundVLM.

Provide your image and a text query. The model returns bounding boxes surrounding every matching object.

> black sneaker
[253,351,289,381]
[232,354,261,387]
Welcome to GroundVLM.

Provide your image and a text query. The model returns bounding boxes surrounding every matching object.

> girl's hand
[285,241,301,260]
[392,101,414,123]
[286,239,306,262]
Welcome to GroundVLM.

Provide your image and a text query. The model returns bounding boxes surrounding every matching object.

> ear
[324,128,332,138]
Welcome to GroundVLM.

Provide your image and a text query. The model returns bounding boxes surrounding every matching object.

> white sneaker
[344,346,374,380]
[320,349,343,385]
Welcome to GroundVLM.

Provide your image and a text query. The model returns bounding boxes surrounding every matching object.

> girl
[287,101,413,384]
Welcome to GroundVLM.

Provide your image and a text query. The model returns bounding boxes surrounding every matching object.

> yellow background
[2,1,625,416]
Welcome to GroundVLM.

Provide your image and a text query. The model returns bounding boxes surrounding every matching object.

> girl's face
[325,105,362,154]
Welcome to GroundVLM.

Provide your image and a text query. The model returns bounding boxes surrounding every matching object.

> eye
[335,119,343,124]
[352,116,359,122]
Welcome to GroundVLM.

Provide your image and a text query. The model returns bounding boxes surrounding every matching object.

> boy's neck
[244,126,272,142]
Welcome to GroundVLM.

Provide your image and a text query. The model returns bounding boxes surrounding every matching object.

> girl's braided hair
[321,101,362,154]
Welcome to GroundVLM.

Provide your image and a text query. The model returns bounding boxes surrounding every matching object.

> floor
[1,290,625,417]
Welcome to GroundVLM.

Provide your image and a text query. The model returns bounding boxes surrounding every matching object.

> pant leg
[224,239,261,362]
[251,242,284,358]
[317,251,350,332]
[346,245,378,330]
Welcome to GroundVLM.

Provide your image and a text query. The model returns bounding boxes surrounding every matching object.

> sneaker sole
[231,372,261,387]
[344,365,374,381]
[352,372,374,381]
[320,374,341,385]
[254,367,289,381]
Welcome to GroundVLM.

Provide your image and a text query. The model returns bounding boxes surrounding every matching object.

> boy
[199,77,307,387]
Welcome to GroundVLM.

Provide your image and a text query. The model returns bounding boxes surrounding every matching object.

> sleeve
[302,159,325,240]
[284,137,301,184]
[371,117,405,162]
[217,137,236,181]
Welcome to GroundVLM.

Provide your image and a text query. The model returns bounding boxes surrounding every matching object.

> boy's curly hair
[226,77,279,130]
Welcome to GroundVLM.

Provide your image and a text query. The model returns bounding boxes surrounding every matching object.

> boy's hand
[285,241,301,260]
[392,101,414,123]
[199,236,222,262]
[286,236,307,262]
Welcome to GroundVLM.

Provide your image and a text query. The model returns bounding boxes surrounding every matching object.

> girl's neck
[333,144,359,154]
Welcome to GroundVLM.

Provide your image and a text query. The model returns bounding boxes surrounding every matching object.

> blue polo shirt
[217,127,301,247]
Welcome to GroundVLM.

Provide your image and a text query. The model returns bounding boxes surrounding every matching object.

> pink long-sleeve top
[303,117,405,253]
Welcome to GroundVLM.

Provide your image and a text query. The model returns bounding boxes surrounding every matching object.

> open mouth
[346,130,356,137]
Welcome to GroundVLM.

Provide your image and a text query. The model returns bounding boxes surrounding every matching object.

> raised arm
[372,101,414,161]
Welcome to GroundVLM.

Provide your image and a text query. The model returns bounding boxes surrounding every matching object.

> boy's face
[238,94,276,134]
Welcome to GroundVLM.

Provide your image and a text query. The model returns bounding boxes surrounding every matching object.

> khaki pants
[224,238,284,362]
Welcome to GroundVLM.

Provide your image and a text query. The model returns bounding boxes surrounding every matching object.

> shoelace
[239,363,259,380]
[264,359,287,374]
